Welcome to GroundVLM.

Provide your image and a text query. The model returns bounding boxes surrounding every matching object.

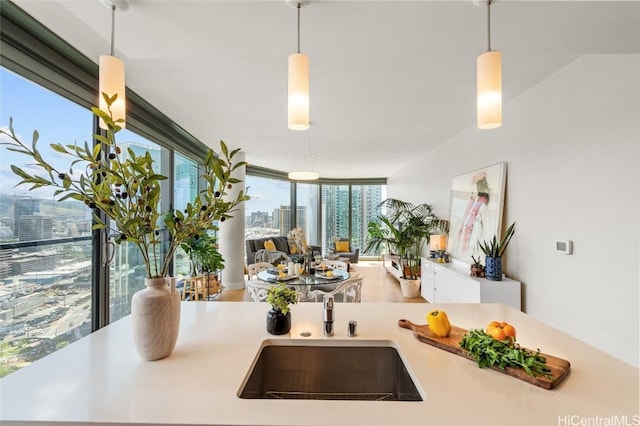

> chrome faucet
[323,295,334,336]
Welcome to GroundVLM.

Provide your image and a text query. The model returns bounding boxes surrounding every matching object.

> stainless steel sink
[238,339,423,401]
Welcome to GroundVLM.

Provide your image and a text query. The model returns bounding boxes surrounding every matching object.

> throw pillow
[264,239,276,251]
[335,240,350,253]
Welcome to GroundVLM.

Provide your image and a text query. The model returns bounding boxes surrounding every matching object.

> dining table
[257,267,350,302]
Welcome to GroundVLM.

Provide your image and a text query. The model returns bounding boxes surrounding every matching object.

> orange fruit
[503,324,516,339]
[486,321,516,342]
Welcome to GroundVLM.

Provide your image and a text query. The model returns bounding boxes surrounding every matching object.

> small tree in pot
[365,198,447,297]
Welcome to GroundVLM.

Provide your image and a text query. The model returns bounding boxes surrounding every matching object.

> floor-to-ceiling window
[321,183,386,256]
[173,153,200,279]
[0,68,93,377]
[243,170,386,260]
[108,132,169,323]
[295,182,320,246]
[321,184,350,250]
[351,184,386,256]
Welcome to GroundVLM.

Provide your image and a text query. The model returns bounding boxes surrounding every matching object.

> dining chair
[246,262,274,302]
[309,273,363,303]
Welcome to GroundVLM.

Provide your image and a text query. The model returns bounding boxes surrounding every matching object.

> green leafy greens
[459,329,553,379]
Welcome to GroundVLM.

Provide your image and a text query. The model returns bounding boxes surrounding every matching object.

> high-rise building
[18,216,53,242]
[321,185,350,248]
[352,185,383,252]
[321,185,383,253]
[13,197,40,238]
[273,205,291,235]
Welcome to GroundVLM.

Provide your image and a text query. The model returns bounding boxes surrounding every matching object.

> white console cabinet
[383,254,403,281]
[421,257,521,310]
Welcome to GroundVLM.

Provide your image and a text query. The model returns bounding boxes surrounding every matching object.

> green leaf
[58,192,85,202]
[50,143,69,154]
[10,165,30,180]
[92,143,102,160]
[220,140,229,157]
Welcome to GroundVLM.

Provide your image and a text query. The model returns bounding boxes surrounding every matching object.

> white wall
[387,54,639,368]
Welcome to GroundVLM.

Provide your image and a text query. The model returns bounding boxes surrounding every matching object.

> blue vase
[485,257,503,281]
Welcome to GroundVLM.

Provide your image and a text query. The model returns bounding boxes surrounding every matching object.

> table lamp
[429,235,448,263]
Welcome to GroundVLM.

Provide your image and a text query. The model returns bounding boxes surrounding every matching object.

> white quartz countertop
[1,302,638,426]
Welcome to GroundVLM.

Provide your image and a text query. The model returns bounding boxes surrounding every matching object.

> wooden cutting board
[398,319,571,390]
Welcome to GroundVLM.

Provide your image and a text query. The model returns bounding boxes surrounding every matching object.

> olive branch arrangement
[1,93,249,278]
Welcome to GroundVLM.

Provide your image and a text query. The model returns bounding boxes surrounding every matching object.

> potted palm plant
[181,232,225,296]
[478,222,516,281]
[365,198,447,298]
[0,94,249,360]
[265,283,299,335]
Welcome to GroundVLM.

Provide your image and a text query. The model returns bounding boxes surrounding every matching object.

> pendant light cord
[306,132,315,172]
[110,5,116,56]
[486,0,492,52]
[291,134,300,171]
[290,131,315,172]
[296,2,301,54]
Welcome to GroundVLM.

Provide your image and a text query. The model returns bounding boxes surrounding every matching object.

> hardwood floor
[212,260,427,303]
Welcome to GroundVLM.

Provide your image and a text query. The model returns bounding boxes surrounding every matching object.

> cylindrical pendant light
[288,52,309,130]
[288,2,310,131]
[99,55,126,129]
[99,2,127,130]
[477,0,502,130]
[477,50,502,129]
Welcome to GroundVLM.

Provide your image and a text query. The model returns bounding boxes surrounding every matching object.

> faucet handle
[323,295,335,329]
[323,294,335,336]
[323,294,334,311]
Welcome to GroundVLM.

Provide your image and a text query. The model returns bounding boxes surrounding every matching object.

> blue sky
[1,68,93,199]
[0,68,160,200]
[245,175,292,214]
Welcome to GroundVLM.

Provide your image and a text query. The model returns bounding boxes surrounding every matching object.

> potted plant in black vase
[478,222,516,281]
[265,283,299,335]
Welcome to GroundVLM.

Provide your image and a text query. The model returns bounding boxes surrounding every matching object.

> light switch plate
[555,240,573,255]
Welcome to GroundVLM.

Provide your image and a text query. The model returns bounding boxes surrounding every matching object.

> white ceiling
[12,0,640,179]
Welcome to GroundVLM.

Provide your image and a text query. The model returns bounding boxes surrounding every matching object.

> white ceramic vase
[399,278,421,298]
[131,277,181,361]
